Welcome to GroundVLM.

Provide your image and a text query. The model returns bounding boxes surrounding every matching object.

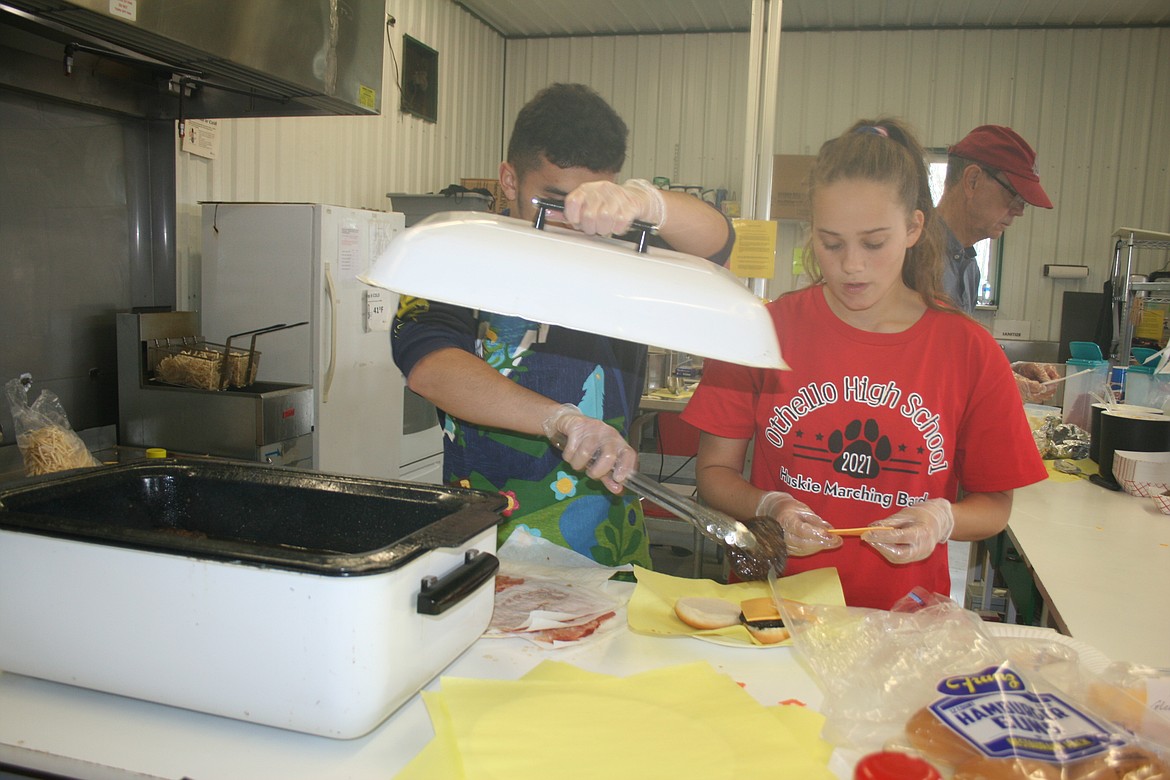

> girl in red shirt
[681,118,1046,609]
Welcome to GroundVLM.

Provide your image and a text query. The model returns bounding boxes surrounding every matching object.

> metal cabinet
[970,530,1042,626]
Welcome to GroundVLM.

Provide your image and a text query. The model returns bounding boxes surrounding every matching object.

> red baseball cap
[949,125,1053,209]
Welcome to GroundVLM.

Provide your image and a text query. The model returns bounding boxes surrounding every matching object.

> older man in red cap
[936,124,1056,401]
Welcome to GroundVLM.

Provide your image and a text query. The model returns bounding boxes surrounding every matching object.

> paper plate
[985,623,1112,674]
[693,632,791,650]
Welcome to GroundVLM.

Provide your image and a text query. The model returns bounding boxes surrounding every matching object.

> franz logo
[927,664,1122,764]
[937,666,1026,696]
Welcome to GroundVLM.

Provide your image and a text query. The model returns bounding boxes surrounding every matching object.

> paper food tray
[1112,450,1170,497]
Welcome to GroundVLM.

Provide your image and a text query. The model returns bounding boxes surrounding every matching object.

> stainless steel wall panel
[6,0,387,117]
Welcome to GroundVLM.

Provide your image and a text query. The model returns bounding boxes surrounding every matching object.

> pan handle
[530,196,657,253]
[223,323,286,389]
[416,549,500,616]
[244,321,308,383]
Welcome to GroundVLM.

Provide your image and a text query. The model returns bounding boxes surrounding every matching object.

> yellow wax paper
[415,661,835,780]
[519,662,831,762]
[1044,457,1098,482]
[395,690,463,780]
[627,565,846,646]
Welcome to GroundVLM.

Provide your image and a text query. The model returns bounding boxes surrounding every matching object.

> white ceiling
[454,0,1170,38]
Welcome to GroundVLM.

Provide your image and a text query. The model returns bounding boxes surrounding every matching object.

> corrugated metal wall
[176,13,1169,343]
[505,26,1170,341]
[502,34,749,201]
[174,0,505,308]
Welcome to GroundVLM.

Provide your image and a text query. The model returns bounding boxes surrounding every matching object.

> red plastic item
[854,751,942,780]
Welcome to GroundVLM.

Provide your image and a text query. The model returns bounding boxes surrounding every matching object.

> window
[926,150,1001,308]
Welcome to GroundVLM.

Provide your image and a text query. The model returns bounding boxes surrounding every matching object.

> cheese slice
[739,596,782,623]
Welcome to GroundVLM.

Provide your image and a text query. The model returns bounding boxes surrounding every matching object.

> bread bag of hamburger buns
[775,588,1169,779]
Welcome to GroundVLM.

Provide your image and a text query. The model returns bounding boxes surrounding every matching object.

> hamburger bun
[906,706,980,768]
[952,755,1063,779]
[738,596,790,644]
[953,746,1169,780]
[673,596,742,630]
[918,704,1169,780]
[1068,745,1169,779]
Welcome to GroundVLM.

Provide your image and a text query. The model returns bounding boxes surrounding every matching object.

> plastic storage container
[1062,341,1110,430]
[1123,347,1163,408]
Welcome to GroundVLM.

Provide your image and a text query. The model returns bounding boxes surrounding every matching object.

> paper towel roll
[1097,409,1170,487]
[1044,264,1090,279]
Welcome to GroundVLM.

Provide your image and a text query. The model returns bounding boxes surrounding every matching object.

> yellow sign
[358,85,377,110]
[1136,307,1165,342]
[729,219,777,279]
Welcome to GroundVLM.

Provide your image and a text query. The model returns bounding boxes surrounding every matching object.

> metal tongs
[548,431,788,577]
[626,472,788,579]
[624,470,758,551]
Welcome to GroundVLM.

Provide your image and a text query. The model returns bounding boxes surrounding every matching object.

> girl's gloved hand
[541,403,635,494]
[862,498,955,564]
[755,491,842,557]
[561,178,666,237]
[1013,362,1060,403]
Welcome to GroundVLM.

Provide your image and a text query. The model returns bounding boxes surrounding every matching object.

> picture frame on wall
[400,35,438,123]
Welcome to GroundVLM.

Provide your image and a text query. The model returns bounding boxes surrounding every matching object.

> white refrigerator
[198,202,442,483]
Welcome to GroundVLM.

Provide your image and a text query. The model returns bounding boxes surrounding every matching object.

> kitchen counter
[5,473,1166,779]
[1007,475,1170,667]
[0,606,850,780]
[637,390,691,413]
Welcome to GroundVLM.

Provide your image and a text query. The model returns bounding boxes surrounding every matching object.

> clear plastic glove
[755,491,842,557]
[862,498,955,564]
[540,403,635,494]
[561,178,666,237]
[1014,362,1060,403]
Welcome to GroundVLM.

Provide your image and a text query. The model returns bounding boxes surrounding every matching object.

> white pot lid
[360,210,786,369]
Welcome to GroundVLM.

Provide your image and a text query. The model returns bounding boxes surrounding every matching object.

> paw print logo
[828,418,891,479]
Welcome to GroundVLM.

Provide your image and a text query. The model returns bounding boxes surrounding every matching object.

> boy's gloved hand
[562,178,666,237]
[755,491,842,557]
[862,498,955,564]
[541,403,634,494]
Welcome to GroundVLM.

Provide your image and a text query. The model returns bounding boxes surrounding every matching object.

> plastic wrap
[4,374,100,476]
[778,589,1169,778]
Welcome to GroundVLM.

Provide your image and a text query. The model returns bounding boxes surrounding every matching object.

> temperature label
[364,289,391,333]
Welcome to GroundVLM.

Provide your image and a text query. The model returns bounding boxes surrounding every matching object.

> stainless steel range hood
[0,0,385,118]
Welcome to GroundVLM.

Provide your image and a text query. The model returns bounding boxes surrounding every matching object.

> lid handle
[530,196,656,253]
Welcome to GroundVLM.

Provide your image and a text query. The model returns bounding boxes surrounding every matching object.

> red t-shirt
[681,286,1047,609]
